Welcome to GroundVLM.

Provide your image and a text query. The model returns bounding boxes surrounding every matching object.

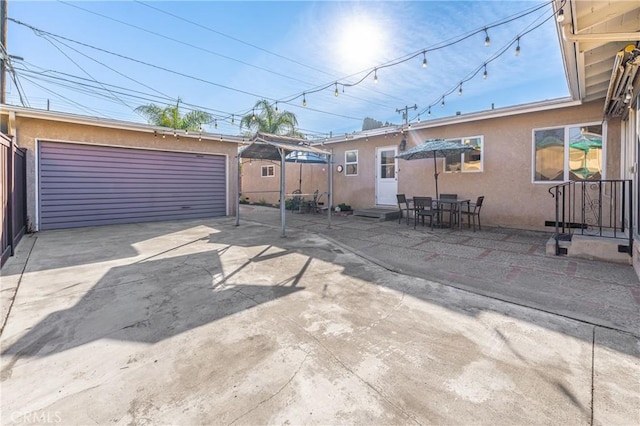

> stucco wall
[240,159,330,207]
[14,116,240,229]
[242,100,623,231]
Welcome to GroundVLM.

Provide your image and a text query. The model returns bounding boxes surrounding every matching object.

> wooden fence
[1,133,27,268]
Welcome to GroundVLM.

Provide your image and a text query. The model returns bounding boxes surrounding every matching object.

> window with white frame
[345,150,358,175]
[444,136,483,172]
[261,165,275,177]
[533,123,604,182]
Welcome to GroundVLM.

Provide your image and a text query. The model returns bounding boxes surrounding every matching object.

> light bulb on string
[214,119,218,129]
[373,68,378,84]
[231,114,235,126]
[428,107,431,116]
[556,8,565,23]
[483,64,488,79]
[515,37,521,56]
[302,93,307,107]
[441,97,445,107]
[251,108,256,120]
[334,83,339,97]
[275,102,279,114]
[422,51,427,68]
[458,83,463,96]
[484,28,490,47]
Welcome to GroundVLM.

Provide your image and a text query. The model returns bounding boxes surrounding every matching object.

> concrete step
[353,208,399,221]
[546,233,632,264]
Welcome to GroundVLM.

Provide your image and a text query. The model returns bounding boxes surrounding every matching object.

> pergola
[236,132,333,237]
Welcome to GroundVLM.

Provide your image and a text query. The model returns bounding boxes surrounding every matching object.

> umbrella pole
[433,154,440,201]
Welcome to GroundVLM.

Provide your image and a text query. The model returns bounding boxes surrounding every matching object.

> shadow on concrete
[1,216,638,376]
[2,220,222,275]
[1,240,305,379]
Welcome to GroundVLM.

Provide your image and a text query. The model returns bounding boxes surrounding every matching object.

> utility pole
[0,0,6,104]
[395,104,417,127]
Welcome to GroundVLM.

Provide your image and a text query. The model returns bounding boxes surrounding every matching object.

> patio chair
[464,196,484,231]
[396,194,414,225]
[290,189,303,213]
[304,190,321,214]
[413,196,436,230]
[439,193,458,226]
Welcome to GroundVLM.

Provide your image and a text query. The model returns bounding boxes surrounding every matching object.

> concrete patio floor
[1,213,638,425]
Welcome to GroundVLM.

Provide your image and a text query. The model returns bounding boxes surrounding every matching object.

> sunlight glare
[336,15,386,71]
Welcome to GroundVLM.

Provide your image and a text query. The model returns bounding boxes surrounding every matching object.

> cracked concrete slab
[1,217,638,425]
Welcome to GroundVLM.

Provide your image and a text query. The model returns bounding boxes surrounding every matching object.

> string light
[373,68,378,84]
[422,51,427,68]
[275,102,279,114]
[251,108,256,120]
[441,97,445,107]
[428,107,431,116]
[302,93,307,107]
[214,119,218,129]
[556,8,565,23]
[185,129,189,135]
[458,83,463,96]
[9,7,553,138]
[162,132,166,139]
[231,114,235,126]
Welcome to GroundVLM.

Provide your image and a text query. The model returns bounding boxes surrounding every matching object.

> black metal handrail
[548,180,633,255]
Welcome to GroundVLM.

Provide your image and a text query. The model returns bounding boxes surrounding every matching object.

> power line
[56,0,403,111]
[8,0,565,135]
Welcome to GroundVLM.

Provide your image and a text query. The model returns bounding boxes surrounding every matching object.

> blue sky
[6,0,569,138]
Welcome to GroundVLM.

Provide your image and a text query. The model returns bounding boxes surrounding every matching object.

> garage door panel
[40,203,225,220]
[39,142,227,230]
[41,195,221,205]
[39,157,222,172]
[40,179,222,189]
[39,157,225,172]
[44,210,222,230]
[40,167,224,179]
[42,199,223,213]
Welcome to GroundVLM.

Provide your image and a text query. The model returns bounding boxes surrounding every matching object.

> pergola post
[235,155,241,226]
[280,147,286,237]
[327,151,332,229]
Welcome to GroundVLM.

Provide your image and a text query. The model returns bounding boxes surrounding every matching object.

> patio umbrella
[285,150,328,191]
[569,134,602,179]
[395,138,475,200]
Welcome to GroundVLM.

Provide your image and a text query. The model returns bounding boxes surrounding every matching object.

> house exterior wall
[12,115,240,229]
[244,100,622,231]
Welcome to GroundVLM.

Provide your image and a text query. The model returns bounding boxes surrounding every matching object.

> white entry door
[376,146,398,205]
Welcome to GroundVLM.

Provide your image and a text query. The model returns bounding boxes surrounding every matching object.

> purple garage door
[38,141,226,230]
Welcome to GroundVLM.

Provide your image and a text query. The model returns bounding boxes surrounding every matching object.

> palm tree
[240,99,302,137]
[135,98,212,131]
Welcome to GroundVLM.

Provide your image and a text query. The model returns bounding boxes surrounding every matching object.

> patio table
[434,198,470,230]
